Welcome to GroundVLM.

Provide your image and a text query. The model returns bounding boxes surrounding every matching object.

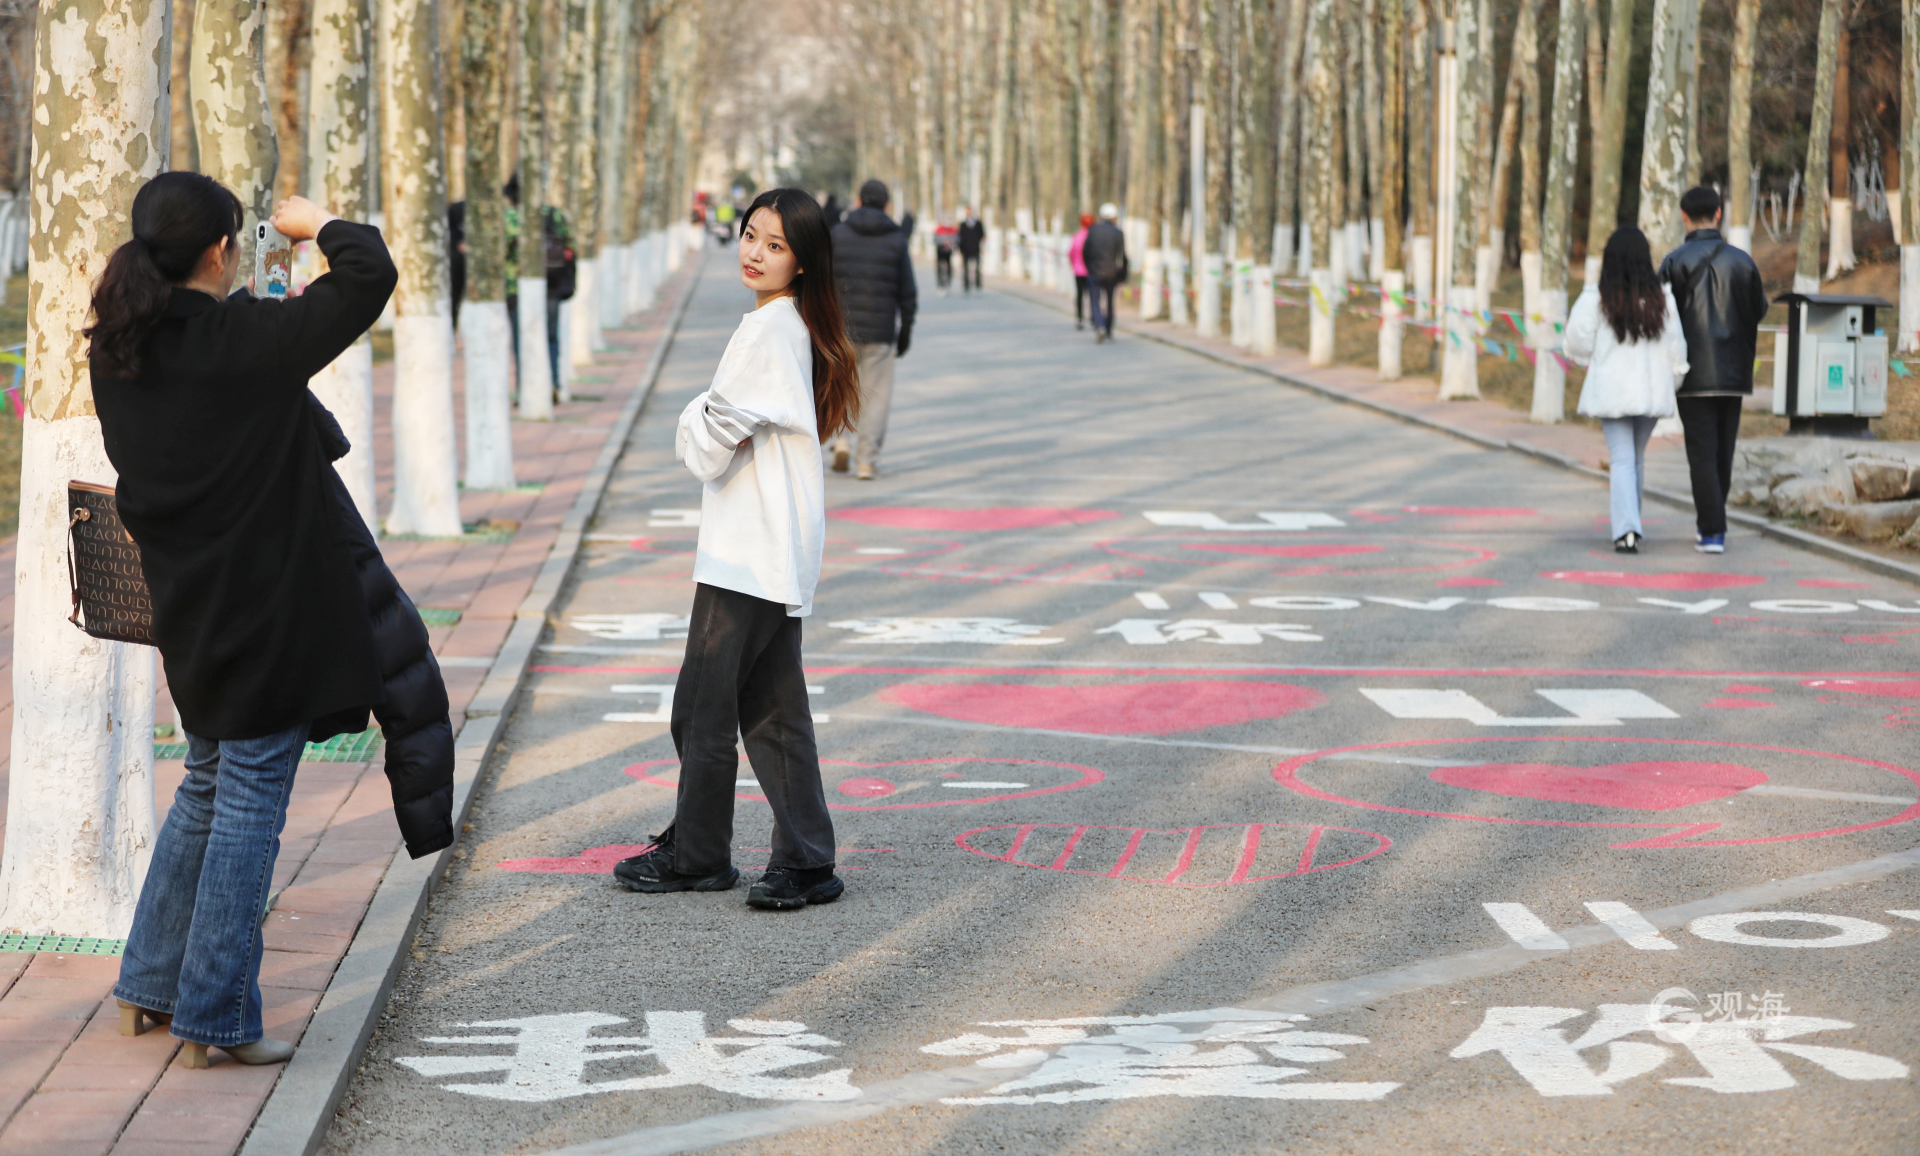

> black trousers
[1074,274,1089,321]
[1677,395,1743,536]
[665,583,834,874]
[961,253,981,290]
[936,248,953,287]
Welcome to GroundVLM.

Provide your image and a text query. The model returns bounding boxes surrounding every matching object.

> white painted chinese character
[1095,618,1323,645]
[569,613,691,641]
[921,1009,1397,1104]
[1449,1003,1909,1096]
[829,617,1064,645]
[394,1011,858,1102]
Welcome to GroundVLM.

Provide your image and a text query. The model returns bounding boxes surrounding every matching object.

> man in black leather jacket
[830,180,918,480]
[1657,186,1770,554]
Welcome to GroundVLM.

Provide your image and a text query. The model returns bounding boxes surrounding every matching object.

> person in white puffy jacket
[612,188,864,912]
[1566,226,1690,554]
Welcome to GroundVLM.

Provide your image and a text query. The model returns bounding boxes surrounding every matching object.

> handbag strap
[65,505,89,629]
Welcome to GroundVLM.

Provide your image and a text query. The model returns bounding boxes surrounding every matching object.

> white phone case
[255,221,293,298]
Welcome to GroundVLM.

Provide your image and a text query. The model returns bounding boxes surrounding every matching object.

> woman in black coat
[88,173,427,1068]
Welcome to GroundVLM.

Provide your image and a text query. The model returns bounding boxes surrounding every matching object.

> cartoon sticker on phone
[256,222,293,299]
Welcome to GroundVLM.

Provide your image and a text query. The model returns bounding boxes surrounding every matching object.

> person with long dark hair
[614,187,860,910]
[90,172,422,1068]
[1566,226,1689,553]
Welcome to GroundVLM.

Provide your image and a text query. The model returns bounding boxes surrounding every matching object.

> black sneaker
[612,837,739,893]
[1614,531,1640,554]
[746,866,844,910]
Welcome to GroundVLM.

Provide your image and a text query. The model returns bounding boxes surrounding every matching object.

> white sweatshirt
[1565,284,1690,420]
[674,295,824,616]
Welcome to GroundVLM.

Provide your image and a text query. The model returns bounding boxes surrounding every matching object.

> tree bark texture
[1443,0,1485,399]
[1378,0,1405,377]
[265,0,310,204]
[1305,0,1336,364]
[1725,0,1757,251]
[191,0,278,272]
[170,0,196,171]
[1902,0,1918,350]
[1585,0,1634,278]
[1534,0,1584,423]
[1824,21,1853,277]
[517,0,554,418]
[462,0,515,491]
[1,0,167,937]
[1274,0,1308,272]
[1795,0,1842,291]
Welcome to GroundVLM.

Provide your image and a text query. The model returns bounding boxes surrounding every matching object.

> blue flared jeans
[113,724,305,1046]
[1603,415,1658,540]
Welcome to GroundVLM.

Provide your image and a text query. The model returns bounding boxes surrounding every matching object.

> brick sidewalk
[0,258,696,1155]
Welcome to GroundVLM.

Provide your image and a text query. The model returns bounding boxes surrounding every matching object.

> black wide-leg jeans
[1677,395,1743,536]
[665,583,835,875]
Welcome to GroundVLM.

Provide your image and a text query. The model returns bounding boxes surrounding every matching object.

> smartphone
[255,221,293,299]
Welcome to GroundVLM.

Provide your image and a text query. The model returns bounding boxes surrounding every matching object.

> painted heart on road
[1430,760,1768,811]
[829,506,1119,530]
[1184,543,1383,559]
[1542,569,1766,590]
[881,680,1327,735]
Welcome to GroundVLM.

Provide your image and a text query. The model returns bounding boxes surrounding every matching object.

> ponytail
[740,187,861,440]
[86,172,244,379]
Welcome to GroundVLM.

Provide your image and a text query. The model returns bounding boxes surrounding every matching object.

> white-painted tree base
[1273,224,1295,277]
[309,337,377,530]
[1166,252,1189,326]
[1197,252,1223,337]
[1328,230,1347,291]
[1378,269,1405,379]
[1140,250,1164,320]
[1530,286,1568,423]
[1901,245,1920,353]
[1519,250,1542,320]
[462,300,517,491]
[1252,264,1276,356]
[1369,217,1387,282]
[555,300,575,402]
[1441,284,1481,399]
[1727,225,1753,254]
[576,257,604,356]
[1308,267,1336,366]
[1345,221,1367,281]
[0,417,155,937]
[1410,236,1434,320]
[1825,200,1855,278]
[1793,273,1821,294]
[517,276,553,420]
[1474,244,1496,312]
[1583,255,1602,286]
[386,312,464,538]
[596,251,622,333]
[1230,260,1252,348]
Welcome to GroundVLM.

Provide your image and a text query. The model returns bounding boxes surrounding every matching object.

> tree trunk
[1636,0,1691,256]
[1795,0,1842,291]
[1515,0,1541,314]
[0,0,166,937]
[1379,0,1406,377]
[987,0,1014,248]
[1341,0,1366,283]
[1238,0,1275,352]
[462,0,515,491]
[1585,0,1635,280]
[1362,0,1385,282]
[1407,0,1432,319]
[265,0,311,204]
[1725,0,1757,252]
[192,0,278,274]
[1274,0,1308,275]
[1487,0,1532,285]
[1132,0,1164,317]
[1679,0,1699,186]
[170,0,197,171]
[1824,22,1853,277]
[1902,0,1919,350]
[1164,0,1190,324]
[1470,0,1494,309]
[382,0,464,536]
[1533,0,1583,423]
[561,0,596,381]
[1197,0,1227,336]
[518,0,554,419]
[1305,0,1337,364]
[1442,0,1484,399]
[307,0,378,527]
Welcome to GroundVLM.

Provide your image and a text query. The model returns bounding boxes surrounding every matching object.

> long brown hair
[86,172,244,378]
[742,188,860,440]
[1598,226,1666,344]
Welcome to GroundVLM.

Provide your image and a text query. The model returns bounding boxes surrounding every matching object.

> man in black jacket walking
[957,206,985,292]
[1658,186,1770,555]
[1082,203,1128,342]
[830,179,918,480]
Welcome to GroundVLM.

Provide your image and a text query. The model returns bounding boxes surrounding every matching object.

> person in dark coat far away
[1082,202,1129,342]
[88,174,447,1071]
[957,206,985,292]
[829,179,917,480]
[1657,185,1769,555]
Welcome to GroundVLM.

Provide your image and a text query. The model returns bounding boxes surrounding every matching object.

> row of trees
[835,0,1919,405]
[0,0,715,937]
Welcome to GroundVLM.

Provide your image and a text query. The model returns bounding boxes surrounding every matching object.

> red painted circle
[1272,737,1920,849]
[829,506,1120,530]
[880,680,1327,735]
[837,777,897,798]
[1543,569,1766,590]
[626,757,1104,810]
[1095,534,1496,577]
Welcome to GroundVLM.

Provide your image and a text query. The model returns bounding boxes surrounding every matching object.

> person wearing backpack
[1657,186,1769,555]
[1566,227,1689,554]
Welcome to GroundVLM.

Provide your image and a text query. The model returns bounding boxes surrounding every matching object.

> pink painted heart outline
[879,679,1327,736]
[625,756,1104,810]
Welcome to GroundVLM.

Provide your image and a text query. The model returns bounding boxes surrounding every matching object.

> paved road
[323,251,1920,1155]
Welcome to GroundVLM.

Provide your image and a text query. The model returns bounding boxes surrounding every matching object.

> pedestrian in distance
[957,206,985,292]
[1565,226,1690,554]
[1069,212,1092,329]
[89,176,455,1069]
[1083,203,1129,343]
[828,178,917,481]
[1658,185,1769,555]
[934,218,958,295]
[612,187,861,911]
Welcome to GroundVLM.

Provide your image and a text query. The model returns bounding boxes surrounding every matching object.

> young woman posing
[1566,226,1690,554]
[614,188,860,910]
